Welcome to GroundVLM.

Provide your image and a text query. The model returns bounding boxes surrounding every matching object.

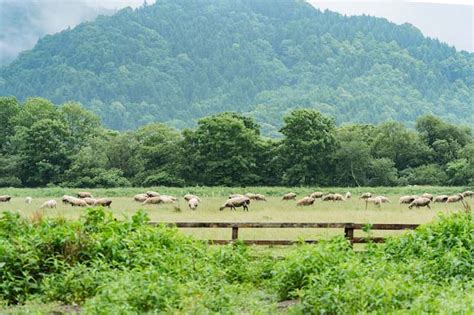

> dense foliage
[1,0,473,134]
[0,208,472,313]
[0,97,472,188]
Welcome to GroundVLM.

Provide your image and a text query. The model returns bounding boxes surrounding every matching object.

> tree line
[0,97,472,188]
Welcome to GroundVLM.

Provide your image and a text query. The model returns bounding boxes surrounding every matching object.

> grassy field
[0,186,471,242]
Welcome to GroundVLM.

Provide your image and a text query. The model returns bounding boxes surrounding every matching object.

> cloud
[0,0,155,65]
[308,1,473,52]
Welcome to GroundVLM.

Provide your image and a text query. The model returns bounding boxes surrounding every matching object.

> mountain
[1,0,472,136]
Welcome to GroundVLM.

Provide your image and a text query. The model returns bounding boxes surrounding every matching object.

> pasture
[1,186,470,243]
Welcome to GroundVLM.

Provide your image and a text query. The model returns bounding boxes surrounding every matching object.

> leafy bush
[0,209,472,313]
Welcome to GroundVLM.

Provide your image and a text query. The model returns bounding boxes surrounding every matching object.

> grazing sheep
[184,194,201,202]
[365,197,382,210]
[160,195,177,201]
[143,196,175,205]
[296,196,315,206]
[146,191,160,197]
[83,197,97,205]
[229,194,244,199]
[77,192,93,198]
[188,197,199,210]
[94,198,112,207]
[134,194,148,202]
[62,195,76,204]
[462,190,473,198]
[446,194,464,204]
[408,197,431,209]
[376,196,390,203]
[345,192,352,199]
[433,195,449,203]
[142,196,161,204]
[282,193,297,200]
[360,192,372,200]
[25,197,32,204]
[220,196,250,211]
[0,195,11,202]
[399,195,417,204]
[40,200,57,209]
[309,192,324,199]
[322,194,335,201]
[245,193,266,201]
[333,193,344,201]
[421,193,433,200]
[69,198,88,207]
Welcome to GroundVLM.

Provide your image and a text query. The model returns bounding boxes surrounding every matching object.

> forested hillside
[1,0,473,135]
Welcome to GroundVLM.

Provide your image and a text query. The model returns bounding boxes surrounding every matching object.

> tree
[180,113,262,186]
[63,144,130,188]
[133,123,184,186]
[0,97,20,154]
[371,122,432,170]
[367,158,398,186]
[11,119,71,186]
[279,109,337,185]
[60,102,102,150]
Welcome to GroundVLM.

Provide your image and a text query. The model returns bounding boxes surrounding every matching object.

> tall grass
[0,208,472,313]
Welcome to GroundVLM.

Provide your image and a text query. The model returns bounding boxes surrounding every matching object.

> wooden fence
[149,222,420,245]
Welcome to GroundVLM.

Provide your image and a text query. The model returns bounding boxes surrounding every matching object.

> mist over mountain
[0,0,116,65]
[1,0,472,136]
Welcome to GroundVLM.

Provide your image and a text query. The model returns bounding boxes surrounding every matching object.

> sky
[0,0,472,65]
[308,0,473,52]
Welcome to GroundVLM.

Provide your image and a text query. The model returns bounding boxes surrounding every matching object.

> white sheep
[40,199,57,209]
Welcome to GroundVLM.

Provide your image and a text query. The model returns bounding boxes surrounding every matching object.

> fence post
[231,225,239,242]
[344,224,354,246]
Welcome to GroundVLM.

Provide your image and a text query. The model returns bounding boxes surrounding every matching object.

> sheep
[421,193,433,201]
[433,195,449,203]
[333,193,344,201]
[188,197,199,210]
[220,196,250,211]
[68,198,88,207]
[0,195,11,202]
[184,194,201,202]
[245,193,267,201]
[345,192,352,200]
[322,194,335,201]
[134,194,148,202]
[94,198,112,208]
[83,197,97,205]
[446,194,464,204]
[365,197,382,210]
[142,196,162,204]
[146,191,160,197]
[143,196,176,205]
[77,192,93,198]
[229,194,244,199]
[160,195,177,201]
[62,195,76,204]
[25,197,32,204]
[376,196,390,203]
[296,196,315,206]
[309,192,324,199]
[360,192,372,200]
[282,193,297,200]
[40,200,57,209]
[408,197,431,209]
[462,190,473,198]
[399,195,417,204]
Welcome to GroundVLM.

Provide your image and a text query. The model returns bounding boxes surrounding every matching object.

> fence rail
[149,222,420,245]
